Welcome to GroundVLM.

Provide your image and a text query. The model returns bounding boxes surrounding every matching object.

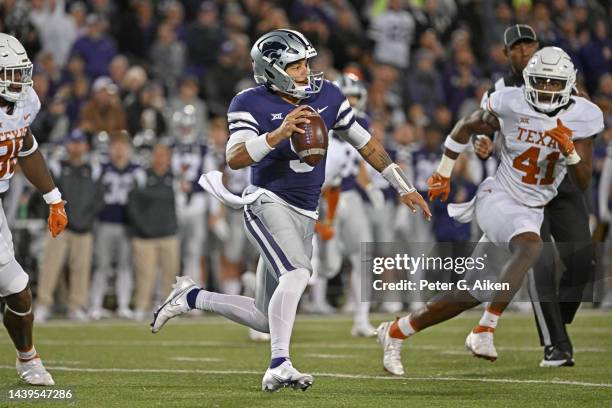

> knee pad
[0,258,29,298]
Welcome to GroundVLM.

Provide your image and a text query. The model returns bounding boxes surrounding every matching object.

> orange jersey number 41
[512,146,560,186]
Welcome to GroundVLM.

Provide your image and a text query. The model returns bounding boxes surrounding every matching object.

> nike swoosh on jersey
[317,106,328,114]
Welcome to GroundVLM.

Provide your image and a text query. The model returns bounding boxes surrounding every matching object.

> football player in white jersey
[376,47,604,375]
[0,33,68,385]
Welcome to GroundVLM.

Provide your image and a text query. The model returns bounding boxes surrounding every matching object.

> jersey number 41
[513,146,560,186]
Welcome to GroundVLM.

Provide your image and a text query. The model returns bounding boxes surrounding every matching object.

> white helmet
[0,33,33,103]
[523,46,576,113]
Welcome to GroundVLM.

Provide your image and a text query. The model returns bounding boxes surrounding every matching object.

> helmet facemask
[522,47,576,113]
[0,62,33,103]
[524,74,573,113]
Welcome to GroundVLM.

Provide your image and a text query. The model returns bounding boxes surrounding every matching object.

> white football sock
[195,291,269,333]
[17,346,37,361]
[268,268,310,359]
[479,307,500,329]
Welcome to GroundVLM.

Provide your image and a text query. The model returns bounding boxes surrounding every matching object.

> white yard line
[305,354,357,359]
[0,365,609,388]
[170,357,225,363]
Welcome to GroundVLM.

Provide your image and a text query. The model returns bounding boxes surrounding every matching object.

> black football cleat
[539,345,575,368]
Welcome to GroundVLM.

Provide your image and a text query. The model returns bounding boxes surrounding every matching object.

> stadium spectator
[183,1,225,76]
[108,55,130,94]
[89,132,146,320]
[406,49,445,119]
[116,0,157,62]
[150,22,186,92]
[79,76,127,134]
[579,19,612,95]
[126,84,168,146]
[35,130,104,322]
[128,144,180,321]
[64,75,90,126]
[70,14,117,79]
[204,41,249,118]
[167,76,208,139]
[443,47,481,118]
[29,0,77,67]
[368,0,416,70]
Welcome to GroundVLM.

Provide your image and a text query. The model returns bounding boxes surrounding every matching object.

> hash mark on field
[171,357,224,363]
[305,354,356,359]
[0,365,609,388]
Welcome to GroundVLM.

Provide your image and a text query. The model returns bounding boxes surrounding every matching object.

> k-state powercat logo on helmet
[259,36,291,63]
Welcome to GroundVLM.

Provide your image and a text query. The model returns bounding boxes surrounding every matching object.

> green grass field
[0,311,611,407]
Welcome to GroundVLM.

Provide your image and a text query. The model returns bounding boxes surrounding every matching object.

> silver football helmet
[250,29,323,99]
[0,33,33,103]
[523,46,576,113]
[334,73,367,113]
[172,104,198,144]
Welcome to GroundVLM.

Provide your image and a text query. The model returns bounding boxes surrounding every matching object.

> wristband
[566,150,581,166]
[436,155,456,178]
[381,163,416,196]
[43,188,62,205]
[245,133,274,162]
[444,135,468,153]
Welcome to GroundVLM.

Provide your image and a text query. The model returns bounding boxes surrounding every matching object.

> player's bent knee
[4,287,33,316]
[280,268,311,292]
[510,232,543,262]
[0,258,29,298]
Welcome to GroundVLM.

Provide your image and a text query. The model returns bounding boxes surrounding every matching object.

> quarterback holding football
[152,29,430,391]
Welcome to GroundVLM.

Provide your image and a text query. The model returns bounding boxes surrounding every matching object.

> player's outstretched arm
[357,137,431,220]
[226,105,311,170]
[17,129,68,237]
[427,109,500,202]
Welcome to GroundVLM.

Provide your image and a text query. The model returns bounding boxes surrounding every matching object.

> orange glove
[322,187,340,222]
[427,172,451,202]
[545,118,574,155]
[48,201,68,237]
[314,221,335,241]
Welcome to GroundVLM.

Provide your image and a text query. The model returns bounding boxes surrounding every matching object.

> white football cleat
[351,322,377,337]
[376,321,405,375]
[465,329,498,361]
[248,328,271,342]
[16,357,55,386]
[261,360,313,392]
[151,276,198,333]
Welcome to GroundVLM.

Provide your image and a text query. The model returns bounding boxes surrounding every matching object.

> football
[290,105,328,166]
